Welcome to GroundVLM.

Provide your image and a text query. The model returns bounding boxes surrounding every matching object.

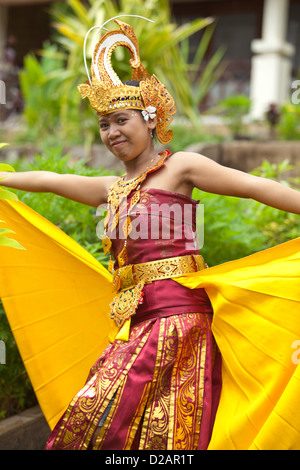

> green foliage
[19,47,63,143]
[277,103,300,141]
[0,228,24,250]
[179,22,227,108]
[18,43,96,148]
[0,320,37,419]
[215,94,251,138]
[0,154,25,250]
[168,122,221,153]
[251,158,294,181]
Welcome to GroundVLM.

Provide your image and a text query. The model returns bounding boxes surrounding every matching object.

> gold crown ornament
[78,18,177,144]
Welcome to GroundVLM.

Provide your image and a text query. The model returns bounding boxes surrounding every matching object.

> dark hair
[123,80,140,87]
[122,80,157,141]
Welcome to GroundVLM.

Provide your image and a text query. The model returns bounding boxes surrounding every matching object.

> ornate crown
[78,19,177,144]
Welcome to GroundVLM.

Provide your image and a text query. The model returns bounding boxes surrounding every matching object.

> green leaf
[0,236,25,250]
[0,163,15,172]
[0,189,19,200]
[69,0,90,25]
[0,228,15,236]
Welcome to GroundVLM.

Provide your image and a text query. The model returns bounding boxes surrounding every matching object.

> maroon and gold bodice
[111,188,200,263]
[108,186,213,324]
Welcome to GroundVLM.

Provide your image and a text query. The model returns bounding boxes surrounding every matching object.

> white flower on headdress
[142,106,157,121]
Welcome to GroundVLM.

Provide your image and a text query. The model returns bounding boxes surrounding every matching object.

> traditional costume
[0,18,299,450]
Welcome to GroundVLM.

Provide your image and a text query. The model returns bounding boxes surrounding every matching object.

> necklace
[123,153,161,182]
[101,150,170,273]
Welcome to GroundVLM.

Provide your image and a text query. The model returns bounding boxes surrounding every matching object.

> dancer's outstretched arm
[0,170,118,207]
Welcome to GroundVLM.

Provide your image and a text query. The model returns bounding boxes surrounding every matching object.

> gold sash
[109,254,206,329]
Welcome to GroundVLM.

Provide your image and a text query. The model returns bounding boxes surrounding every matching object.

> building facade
[172,0,300,118]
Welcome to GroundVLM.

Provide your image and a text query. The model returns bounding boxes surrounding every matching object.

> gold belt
[110,255,205,329]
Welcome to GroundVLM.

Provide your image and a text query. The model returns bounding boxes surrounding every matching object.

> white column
[249,0,294,120]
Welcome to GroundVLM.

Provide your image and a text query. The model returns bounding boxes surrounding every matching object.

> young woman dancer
[0,19,299,450]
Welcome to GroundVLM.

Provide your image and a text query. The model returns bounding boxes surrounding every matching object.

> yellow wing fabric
[0,199,114,430]
[174,237,300,450]
[1,198,300,448]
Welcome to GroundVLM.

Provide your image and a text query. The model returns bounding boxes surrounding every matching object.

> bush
[0,323,37,420]
[216,94,251,139]
[168,122,221,154]
[278,104,300,141]
[19,43,99,149]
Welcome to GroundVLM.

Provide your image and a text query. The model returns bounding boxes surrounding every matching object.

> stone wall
[221,141,300,175]
[0,406,50,450]
[1,141,300,178]
[182,140,300,178]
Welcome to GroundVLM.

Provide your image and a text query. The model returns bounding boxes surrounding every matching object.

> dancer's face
[98,109,156,162]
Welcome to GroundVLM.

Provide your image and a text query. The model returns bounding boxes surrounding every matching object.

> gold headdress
[78,18,177,144]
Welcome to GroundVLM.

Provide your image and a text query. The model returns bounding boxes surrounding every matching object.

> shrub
[278,104,300,141]
[216,94,251,139]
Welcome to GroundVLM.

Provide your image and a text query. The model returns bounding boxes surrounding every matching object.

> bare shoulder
[167,151,228,192]
[167,151,210,176]
[170,151,207,166]
[102,174,119,190]
[169,150,253,196]
[79,174,119,206]
[97,174,119,200]
[143,151,214,196]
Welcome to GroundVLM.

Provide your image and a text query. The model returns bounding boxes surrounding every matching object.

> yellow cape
[0,199,299,449]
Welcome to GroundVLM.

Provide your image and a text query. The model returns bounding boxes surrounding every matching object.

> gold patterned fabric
[102,151,198,335]
[112,254,206,291]
[109,254,206,333]
[101,150,170,274]
[46,312,220,450]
